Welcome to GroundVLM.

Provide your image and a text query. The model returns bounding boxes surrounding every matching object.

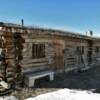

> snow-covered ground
[0,96,18,100]
[1,89,100,100]
[25,89,100,100]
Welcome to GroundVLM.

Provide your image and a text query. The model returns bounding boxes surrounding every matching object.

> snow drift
[25,89,100,100]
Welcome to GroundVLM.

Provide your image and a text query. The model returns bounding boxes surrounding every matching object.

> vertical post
[21,19,24,27]
[13,32,25,89]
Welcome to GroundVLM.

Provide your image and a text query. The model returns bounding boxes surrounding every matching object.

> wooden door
[54,42,64,72]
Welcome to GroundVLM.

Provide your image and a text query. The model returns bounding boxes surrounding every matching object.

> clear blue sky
[0,0,100,36]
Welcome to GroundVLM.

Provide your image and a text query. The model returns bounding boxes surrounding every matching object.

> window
[32,44,45,58]
[81,46,84,54]
[76,46,84,54]
[76,46,80,51]
[95,46,99,53]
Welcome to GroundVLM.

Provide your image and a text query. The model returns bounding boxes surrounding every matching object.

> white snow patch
[0,96,18,100]
[0,81,9,89]
[25,89,100,100]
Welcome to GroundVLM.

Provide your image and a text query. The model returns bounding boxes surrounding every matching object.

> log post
[13,32,25,88]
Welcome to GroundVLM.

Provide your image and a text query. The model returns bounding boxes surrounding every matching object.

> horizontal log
[21,62,48,68]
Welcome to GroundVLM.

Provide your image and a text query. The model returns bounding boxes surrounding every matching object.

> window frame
[32,43,45,59]
[95,46,99,53]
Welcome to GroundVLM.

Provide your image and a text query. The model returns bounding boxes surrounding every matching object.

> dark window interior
[95,46,99,53]
[76,46,84,54]
[82,46,84,54]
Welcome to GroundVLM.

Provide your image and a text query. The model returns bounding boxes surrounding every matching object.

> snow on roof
[0,22,99,40]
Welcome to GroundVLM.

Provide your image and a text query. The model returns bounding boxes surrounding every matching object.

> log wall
[64,38,89,72]
[0,23,100,74]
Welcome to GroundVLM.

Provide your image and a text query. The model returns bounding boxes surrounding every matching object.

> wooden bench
[24,70,54,87]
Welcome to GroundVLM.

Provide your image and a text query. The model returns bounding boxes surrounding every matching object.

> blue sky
[0,0,100,36]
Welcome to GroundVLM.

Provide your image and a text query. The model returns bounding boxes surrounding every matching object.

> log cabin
[0,22,100,89]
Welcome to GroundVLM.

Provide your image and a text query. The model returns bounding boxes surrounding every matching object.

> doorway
[53,42,64,72]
